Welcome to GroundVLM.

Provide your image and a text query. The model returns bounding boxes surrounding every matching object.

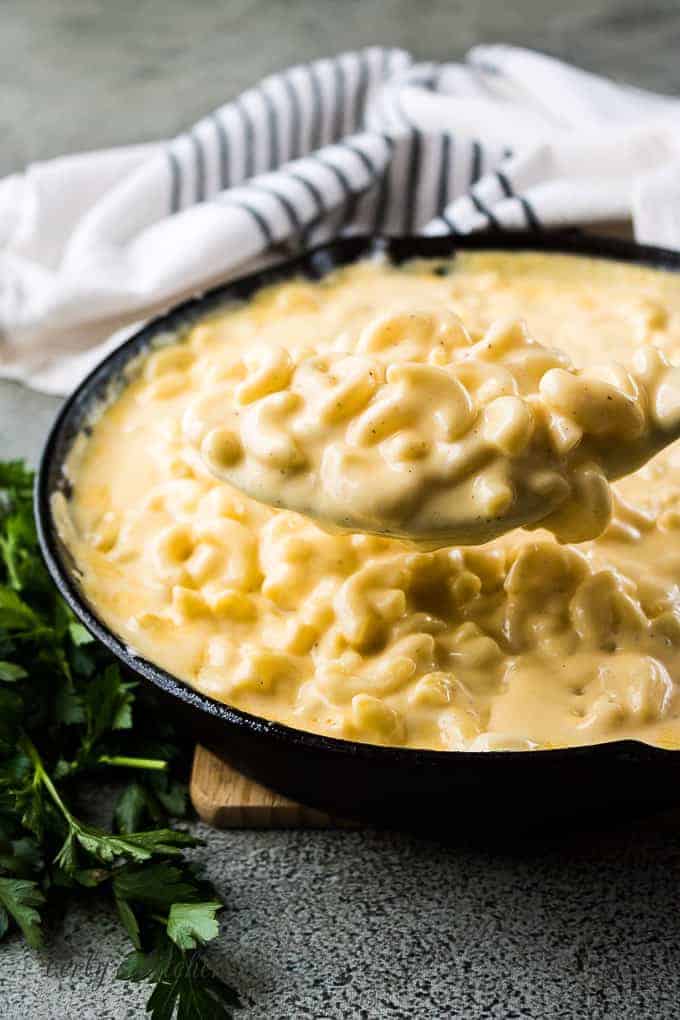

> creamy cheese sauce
[56,252,680,751]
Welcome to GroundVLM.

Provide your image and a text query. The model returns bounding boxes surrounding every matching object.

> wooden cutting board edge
[190,744,357,828]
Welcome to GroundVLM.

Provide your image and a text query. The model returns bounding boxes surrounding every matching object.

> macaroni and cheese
[198,311,680,545]
[56,252,680,751]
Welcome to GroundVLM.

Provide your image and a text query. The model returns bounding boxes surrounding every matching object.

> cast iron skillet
[35,231,680,835]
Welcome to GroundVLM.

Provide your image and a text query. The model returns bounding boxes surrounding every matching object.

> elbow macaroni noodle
[56,252,680,751]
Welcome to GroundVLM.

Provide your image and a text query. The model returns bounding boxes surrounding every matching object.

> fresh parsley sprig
[0,461,240,1019]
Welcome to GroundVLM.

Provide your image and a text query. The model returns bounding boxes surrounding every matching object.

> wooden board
[190,745,355,828]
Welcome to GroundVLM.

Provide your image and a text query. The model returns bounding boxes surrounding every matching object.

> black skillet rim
[35,229,680,767]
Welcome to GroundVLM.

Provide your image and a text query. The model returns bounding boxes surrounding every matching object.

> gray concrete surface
[5,818,680,1020]
[3,1,680,1017]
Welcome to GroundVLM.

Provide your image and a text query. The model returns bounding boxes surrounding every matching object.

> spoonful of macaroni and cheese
[186,310,680,545]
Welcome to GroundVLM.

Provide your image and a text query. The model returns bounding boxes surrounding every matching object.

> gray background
[3,1,680,1017]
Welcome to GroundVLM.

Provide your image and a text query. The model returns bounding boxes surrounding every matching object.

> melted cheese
[199,311,680,545]
[56,252,680,751]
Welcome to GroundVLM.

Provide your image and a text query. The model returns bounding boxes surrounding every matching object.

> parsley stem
[20,733,76,825]
[98,754,168,771]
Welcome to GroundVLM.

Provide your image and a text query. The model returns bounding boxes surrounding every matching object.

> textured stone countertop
[4,1,680,1017]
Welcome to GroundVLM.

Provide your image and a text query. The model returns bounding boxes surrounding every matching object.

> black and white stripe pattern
[12,42,673,393]
[164,46,543,247]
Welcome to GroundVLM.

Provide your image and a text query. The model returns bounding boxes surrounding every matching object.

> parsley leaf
[0,587,38,631]
[113,862,201,909]
[68,621,93,646]
[0,877,44,948]
[115,782,156,834]
[0,662,27,682]
[0,463,240,1018]
[167,901,222,950]
[115,896,142,949]
[119,934,240,1020]
[84,664,136,743]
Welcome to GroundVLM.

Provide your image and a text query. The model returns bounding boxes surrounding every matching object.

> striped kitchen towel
[2,44,680,393]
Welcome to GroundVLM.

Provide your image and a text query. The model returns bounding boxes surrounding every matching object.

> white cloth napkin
[2,44,680,395]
